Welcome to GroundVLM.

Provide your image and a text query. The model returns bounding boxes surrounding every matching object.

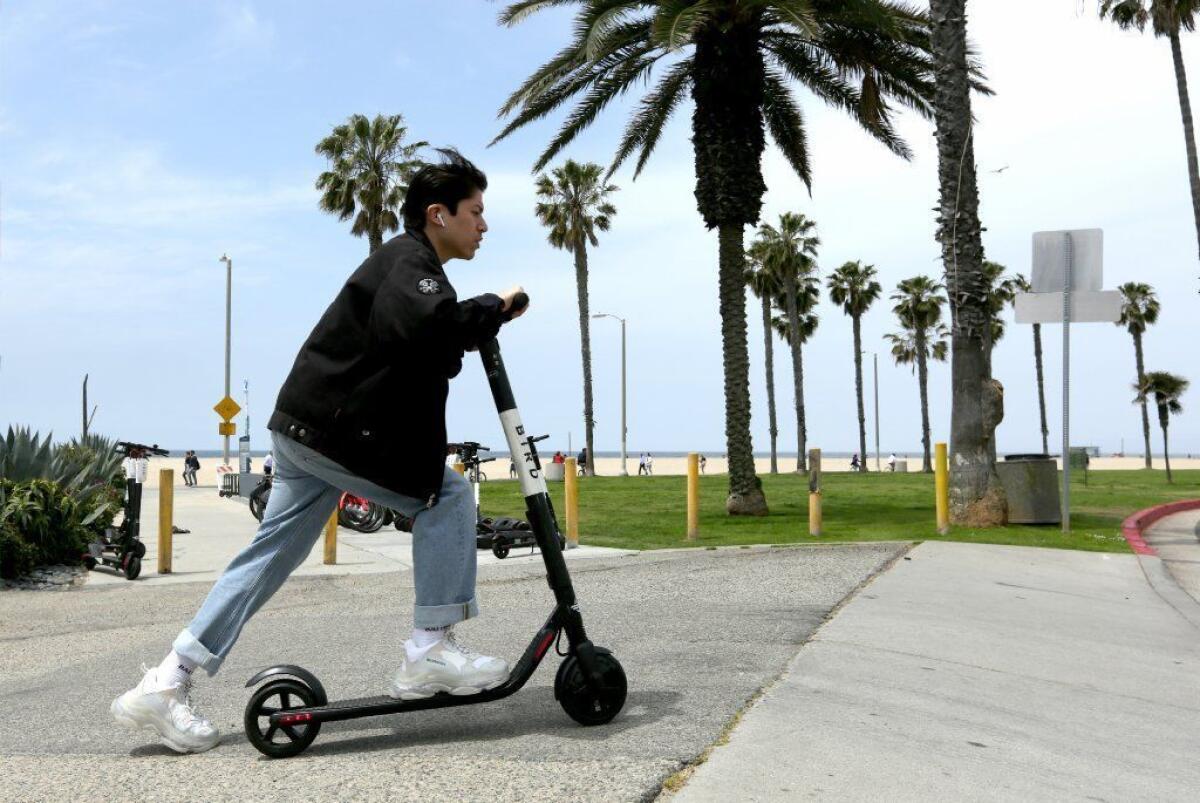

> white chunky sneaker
[111,666,220,753]
[388,629,508,700]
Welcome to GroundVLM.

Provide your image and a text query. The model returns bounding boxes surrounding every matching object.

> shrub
[0,522,37,579]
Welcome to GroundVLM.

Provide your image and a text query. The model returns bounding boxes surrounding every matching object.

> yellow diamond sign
[214,396,242,421]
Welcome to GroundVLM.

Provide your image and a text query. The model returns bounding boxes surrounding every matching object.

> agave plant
[0,426,55,482]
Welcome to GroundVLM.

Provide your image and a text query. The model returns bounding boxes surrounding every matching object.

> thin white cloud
[214,2,276,53]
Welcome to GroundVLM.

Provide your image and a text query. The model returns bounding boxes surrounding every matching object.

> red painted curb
[1120,499,1200,556]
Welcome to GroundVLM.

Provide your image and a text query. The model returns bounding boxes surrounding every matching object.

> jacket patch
[417,278,441,295]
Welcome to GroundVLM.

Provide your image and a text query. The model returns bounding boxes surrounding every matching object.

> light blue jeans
[173,432,478,676]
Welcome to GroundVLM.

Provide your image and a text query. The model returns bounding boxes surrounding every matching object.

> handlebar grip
[502,291,529,322]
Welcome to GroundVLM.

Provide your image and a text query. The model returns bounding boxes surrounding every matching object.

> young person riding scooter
[111,149,528,753]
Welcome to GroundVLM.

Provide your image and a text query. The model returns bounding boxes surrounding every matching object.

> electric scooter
[454,440,547,559]
[242,313,627,758]
[83,441,168,581]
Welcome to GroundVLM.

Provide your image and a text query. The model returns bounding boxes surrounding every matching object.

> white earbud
[436,212,446,227]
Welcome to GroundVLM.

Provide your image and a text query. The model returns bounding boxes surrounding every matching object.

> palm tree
[754,213,820,472]
[745,241,782,474]
[982,260,1018,366]
[1008,274,1049,455]
[1116,282,1161,468]
[1099,1,1200,281]
[886,276,948,472]
[827,261,883,471]
[534,161,619,477]
[1134,371,1189,482]
[494,1,948,514]
[315,114,427,254]
[928,0,1002,522]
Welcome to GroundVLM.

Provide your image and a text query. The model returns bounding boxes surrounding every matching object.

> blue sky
[1,0,1197,459]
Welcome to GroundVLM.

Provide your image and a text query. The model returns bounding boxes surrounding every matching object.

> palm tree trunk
[762,294,779,474]
[369,225,383,255]
[1168,29,1200,270]
[718,225,767,514]
[917,329,933,473]
[1160,413,1173,484]
[852,315,868,471]
[1133,331,1152,468]
[930,0,1005,524]
[1033,323,1048,455]
[783,273,807,473]
[574,247,595,477]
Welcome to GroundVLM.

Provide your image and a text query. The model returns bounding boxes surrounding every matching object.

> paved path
[0,543,903,802]
[670,541,1200,802]
[1143,507,1200,603]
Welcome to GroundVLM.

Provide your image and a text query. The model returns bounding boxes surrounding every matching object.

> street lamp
[219,253,233,466]
[592,313,628,476]
[873,352,881,473]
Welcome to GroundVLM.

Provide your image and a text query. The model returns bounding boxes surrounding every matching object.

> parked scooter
[83,441,168,580]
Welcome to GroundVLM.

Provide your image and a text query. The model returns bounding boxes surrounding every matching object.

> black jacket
[268,228,505,505]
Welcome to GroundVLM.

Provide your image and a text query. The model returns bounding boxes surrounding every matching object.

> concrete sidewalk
[1143,507,1200,604]
[84,486,635,587]
[670,541,1200,801]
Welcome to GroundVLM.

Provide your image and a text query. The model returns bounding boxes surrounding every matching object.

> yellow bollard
[452,461,465,475]
[158,469,173,574]
[808,449,822,537]
[324,510,338,565]
[935,442,950,535]
[686,452,699,540]
[564,457,579,547]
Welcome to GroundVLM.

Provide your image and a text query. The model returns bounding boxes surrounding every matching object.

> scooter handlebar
[502,291,529,322]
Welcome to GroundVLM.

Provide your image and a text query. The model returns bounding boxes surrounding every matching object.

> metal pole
[873,352,881,472]
[1062,233,1073,533]
[620,317,628,476]
[221,254,232,467]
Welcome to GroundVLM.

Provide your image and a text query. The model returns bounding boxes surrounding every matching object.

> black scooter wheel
[244,679,321,758]
[492,538,510,559]
[132,541,147,559]
[122,555,141,581]
[249,487,269,522]
[554,649,627,726]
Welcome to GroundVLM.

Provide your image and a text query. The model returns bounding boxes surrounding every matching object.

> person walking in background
[887,452,897,472]
[263,452,274,477]
[183,451,200,487]
[646,453,654,476]
[699,454,707,474]
[850,453,860,472]
[638,453,647,476]
[508,458,517,479]
[577,447,588,475]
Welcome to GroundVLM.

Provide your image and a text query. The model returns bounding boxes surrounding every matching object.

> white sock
[410,626,449,649]
[154,650,197,689]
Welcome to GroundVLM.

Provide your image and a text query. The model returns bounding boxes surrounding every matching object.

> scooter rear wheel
[554,648,627,726]
[244,679,321,758]
[122,555,141,581]
[492,537,510,559]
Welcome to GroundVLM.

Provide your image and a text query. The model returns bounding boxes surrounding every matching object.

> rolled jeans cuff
[173,628,223,677]
[413,597,478,629]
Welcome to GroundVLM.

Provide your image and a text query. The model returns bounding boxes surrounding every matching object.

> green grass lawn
[478,469,1200,553]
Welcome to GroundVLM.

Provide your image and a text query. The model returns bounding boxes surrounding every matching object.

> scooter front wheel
[554,648,627,726]
[244,679,321,758]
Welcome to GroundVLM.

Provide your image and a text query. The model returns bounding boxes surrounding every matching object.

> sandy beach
[140,454,1200,489]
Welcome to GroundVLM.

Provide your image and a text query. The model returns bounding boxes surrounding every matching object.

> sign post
[1014,229,1120,532]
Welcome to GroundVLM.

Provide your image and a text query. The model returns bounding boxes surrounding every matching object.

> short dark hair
[402,148,488,230]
